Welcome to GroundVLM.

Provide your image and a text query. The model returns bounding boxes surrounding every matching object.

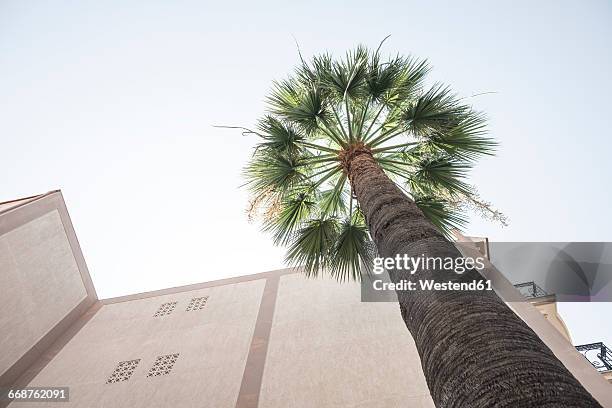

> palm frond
[426,111,497,161]
[403,84,468,135]
[409,155,473,196]
[414,195,468,237]
[296,53,332,89]
[321,46,369,101]
[366,56,403,102]
[268,81,329,135]
[267,79,300,112]
[285,218,340,276]
[263,192,316,245]
[244,150,307,195]
[319,174,348,216]
[389,57,430,102]
[329,215,376,281]
[257,115,305,155]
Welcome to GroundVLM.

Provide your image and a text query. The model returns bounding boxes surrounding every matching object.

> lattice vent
[147,354,180,377]
[185,296,209,311]
[153,301,177,317]
[106,359,141,384]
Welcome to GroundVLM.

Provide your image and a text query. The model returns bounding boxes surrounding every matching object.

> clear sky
[1,0,611,346]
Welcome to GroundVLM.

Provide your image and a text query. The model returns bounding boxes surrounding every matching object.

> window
[185,296,209,312]
[153,301,177,317]
[106,359,141,384]
[147,354,180,377]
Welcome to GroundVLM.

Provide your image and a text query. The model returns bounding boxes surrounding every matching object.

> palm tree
[236,43,601,407]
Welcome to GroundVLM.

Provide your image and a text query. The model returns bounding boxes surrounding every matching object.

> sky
[1,0,611,346]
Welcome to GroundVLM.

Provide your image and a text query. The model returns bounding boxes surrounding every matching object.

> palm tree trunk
[345,147,601,408]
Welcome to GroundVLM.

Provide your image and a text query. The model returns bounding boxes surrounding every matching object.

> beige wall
[8,273,435,408]
[11,280,265,408]
[260,274,434,408]
[0,210,87,377]
[532,297,572,343]
[2,195,609,407]
[0,197,38,214]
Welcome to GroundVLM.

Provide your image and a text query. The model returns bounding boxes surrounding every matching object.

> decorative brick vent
[185,296,209,311]
[106,359,141,384]
[153,301,177,317]
[147,354,180,377]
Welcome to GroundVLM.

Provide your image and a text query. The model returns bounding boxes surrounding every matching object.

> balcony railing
[513,281,548,299]
[575,342,612,373]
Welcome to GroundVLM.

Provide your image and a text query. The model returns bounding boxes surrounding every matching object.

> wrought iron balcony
[576,342,612,373]
[513,281,548,299]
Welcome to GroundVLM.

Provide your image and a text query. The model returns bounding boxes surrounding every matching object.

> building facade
[1,191,610,407]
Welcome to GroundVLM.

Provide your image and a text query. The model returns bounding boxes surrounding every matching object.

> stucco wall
[7,273,435,408]
[2,194,608,407]
[0,197,39,214]
[259,274,434,408]
[10,280,265,408]
[0,210,87,377]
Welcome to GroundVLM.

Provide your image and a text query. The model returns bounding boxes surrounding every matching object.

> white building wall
[11,280,265,408]
[260,274,434,408]
[8,273,435,408]
[0,210,87,376]
[2,193,609,407]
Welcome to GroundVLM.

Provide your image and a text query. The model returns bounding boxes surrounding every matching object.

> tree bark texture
[346,148,601,408]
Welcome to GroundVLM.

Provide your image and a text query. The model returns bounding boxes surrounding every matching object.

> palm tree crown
[242,42,498,280]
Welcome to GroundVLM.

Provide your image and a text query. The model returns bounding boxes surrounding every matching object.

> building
[1,191,611,407]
